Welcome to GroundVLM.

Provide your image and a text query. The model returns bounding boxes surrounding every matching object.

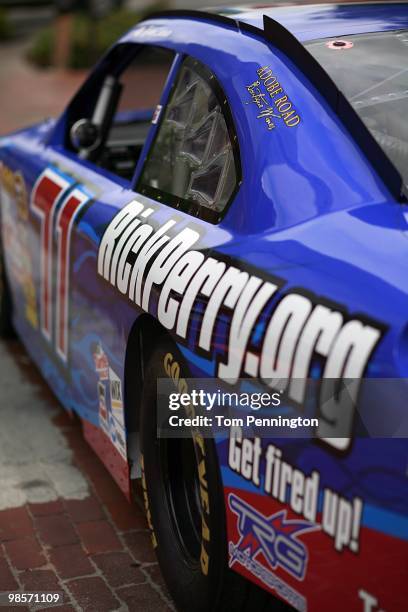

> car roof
[121,2,407,203]
[213,2,408,41]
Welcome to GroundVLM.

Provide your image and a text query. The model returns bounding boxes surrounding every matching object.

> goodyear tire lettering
[162,353,211,576]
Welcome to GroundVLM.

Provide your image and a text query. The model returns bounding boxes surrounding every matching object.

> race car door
[22,42,177,411]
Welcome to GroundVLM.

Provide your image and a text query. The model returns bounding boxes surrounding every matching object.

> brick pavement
[0,38,174,611]
[0,39,87,135]
[0,339,173,612]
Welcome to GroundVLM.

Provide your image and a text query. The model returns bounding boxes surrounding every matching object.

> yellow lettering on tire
[141,454,158,549]
[162,351,211,576]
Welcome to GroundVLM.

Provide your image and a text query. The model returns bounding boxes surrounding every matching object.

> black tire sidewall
[0,237,13,337]
[139,337,230,612]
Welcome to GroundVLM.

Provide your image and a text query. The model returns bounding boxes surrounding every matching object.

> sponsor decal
[228,494,309,611]
[0,163,38,328]
[228,538,306,611]
[152,104,163,125]
[98,381,108,429]
[93,346,127,460]
[0,163,29,220]
[131,25,172,40]
[98,199,384,451]
[245,66,301,131]
[229,493,318,580]
[358,589,385,612]
[93,343,109,380]
[110,367,123,414]
[229,427,364,554]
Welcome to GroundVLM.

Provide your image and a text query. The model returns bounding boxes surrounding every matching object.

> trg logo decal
[228,493,319,581]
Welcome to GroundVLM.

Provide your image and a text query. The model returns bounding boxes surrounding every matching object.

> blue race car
[0,3,407,611]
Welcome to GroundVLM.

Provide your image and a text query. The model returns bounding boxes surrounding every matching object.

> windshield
[306,30,408,189]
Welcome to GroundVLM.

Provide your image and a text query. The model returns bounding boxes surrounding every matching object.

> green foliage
[0,8,13,41]
[26,25,54,68]
[27,8,147,70]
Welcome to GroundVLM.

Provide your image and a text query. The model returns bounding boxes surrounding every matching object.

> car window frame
[135,54,242,224]
[56,42,179,190]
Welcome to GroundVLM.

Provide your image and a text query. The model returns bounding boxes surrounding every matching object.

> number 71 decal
[31,167,90,362]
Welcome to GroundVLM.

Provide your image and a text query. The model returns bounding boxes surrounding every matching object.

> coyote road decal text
[98,199,384,450]
[245,66,301,131]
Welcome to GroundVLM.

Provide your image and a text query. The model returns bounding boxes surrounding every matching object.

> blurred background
[0,0,169,132]
[0,0,365,133]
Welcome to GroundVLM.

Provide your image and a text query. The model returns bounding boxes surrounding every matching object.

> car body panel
[0,4,407,611]
[219,2,408,41]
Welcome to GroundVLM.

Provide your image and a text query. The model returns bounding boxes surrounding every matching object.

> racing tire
[0,237,14,338]
[139,335,289,612]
